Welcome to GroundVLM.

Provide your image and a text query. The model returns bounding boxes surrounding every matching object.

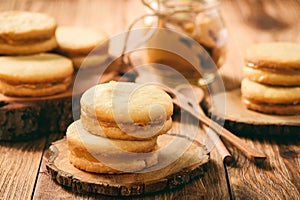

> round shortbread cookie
[0,53,73,83]
[71,54,111,69]
[67,121,158,154]
[0,36,57,55]
[56,26,108,55]
[245,42,300,72]
[241,78,300,104]
[68,150,158,174]
[81,112,172,140]
[0,53,73,96]
[80,81,173,124]
[0,11,56,41]
[243,98,300,115]
[243,65,300,86]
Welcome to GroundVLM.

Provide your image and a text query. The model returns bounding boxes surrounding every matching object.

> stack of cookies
[0,11,74,97]
[66,81,174,174]
[241,42,300,115]
[55,26,113,71]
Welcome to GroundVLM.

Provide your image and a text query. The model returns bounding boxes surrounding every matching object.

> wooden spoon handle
[199,114,266,163]
[172,96,266,163]
[204,126,233,164]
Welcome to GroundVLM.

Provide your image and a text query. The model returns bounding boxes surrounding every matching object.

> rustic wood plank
[202,148,231,199]
[224,136,300,200]
[0,137,46,200]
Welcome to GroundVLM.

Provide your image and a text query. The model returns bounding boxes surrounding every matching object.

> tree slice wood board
[207,89,300,136]
[0,87,82,141]
[46,135,209,197]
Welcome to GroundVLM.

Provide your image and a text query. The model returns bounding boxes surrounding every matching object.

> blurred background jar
[143,0,228,86]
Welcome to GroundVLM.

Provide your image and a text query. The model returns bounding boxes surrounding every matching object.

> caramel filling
[246,62,300,74]
[81,109,168,128]
[0,35,53,45]
[0,77,71,89]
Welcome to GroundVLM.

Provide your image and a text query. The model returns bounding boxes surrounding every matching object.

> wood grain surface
[0,137,46,200]
[0,0,299,200]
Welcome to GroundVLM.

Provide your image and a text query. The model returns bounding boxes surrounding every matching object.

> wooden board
[46,135,209,197]
[0,87,81,141]
[34,134,209,200]
[206,89,300,136]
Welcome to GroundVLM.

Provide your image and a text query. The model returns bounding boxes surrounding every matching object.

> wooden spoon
[176,85,233,164]
[151,83,267,163]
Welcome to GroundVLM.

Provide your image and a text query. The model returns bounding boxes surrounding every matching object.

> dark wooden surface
[0,0,300,199]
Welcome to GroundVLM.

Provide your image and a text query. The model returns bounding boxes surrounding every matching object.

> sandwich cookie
[55,26,110,70]
[241,78,300,115]
[0,53,73,97]
[80,81,173,139]
[80,111,173,140]
[0,11,57,55]
[67,121,159,174]
[244,42,300,86]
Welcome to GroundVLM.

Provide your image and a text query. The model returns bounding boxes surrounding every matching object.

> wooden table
[1,0,300,199]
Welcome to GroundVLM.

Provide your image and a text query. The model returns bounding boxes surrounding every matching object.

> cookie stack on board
[241,42,300,115]
[0,11,74,97]
[0,11,75,140]
[66,81,174,174]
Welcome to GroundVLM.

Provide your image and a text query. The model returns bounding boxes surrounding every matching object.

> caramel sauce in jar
[144,0,227,85]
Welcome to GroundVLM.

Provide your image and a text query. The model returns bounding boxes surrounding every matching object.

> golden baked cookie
[243,65,300,86]
[55,26,108,56]
[67,121,158,155]
[245,42,300,72]
[0,11,57,55]
[71,54,111,69]
[243,98,300,115]
[80,81,173,124]
[81,112,172,140]
[0,36,57,55]
[66,121,159,173]
[0,53,73,97]
[241,78,300,104]
[0,11,56,41]
[68,150,158,174]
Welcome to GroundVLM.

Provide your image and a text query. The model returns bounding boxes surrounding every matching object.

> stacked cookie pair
[241,42,300,115]
[66,81,174,174]
[0,11,73,97]
[55,26,112,70]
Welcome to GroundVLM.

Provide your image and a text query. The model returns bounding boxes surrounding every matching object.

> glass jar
[143,0,227,86]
